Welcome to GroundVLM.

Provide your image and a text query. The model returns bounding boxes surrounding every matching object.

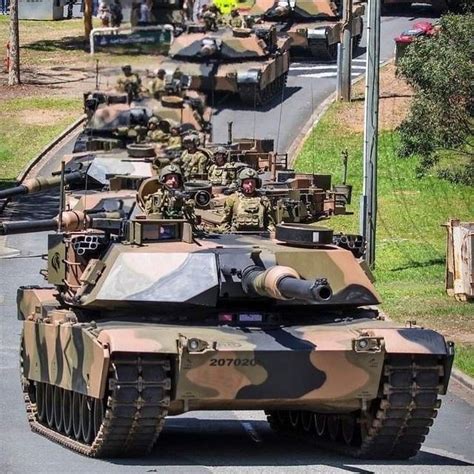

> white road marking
[299,72,361,78]
[290,65,366,71]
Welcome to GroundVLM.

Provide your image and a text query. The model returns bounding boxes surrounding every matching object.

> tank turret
[160,26,290,105]
[245,0,365,60]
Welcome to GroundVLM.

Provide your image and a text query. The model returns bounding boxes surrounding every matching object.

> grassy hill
[295,65,474,376]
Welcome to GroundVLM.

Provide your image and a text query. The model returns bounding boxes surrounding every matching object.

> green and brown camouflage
[76,91,212,153]
[244,0,365,59]
[160,26,290,105]
[13,209,454,459]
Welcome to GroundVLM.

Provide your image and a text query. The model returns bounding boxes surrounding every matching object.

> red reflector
[219,313,233,322]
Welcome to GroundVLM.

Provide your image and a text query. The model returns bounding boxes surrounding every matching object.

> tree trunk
[84,0,93,39]
[8,0,20,86]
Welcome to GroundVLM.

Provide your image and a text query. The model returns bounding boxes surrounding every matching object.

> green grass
[295,101,474,377]
[455,344,474,378]
[0,96,81,185]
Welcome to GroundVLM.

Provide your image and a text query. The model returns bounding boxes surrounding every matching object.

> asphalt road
[1,8,473,474]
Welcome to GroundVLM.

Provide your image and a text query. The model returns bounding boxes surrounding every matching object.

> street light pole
[360,0,381,268]
[340,0,353,101]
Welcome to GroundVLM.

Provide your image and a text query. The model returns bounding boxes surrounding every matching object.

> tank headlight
[188,338,201,351]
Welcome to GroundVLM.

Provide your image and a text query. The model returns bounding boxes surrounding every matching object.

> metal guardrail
[89,25,174,55]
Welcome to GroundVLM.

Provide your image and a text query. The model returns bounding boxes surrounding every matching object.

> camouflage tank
[160,25,290,105]
[245,0,365,60]
[3,203,453,459]
[76,90,212,153]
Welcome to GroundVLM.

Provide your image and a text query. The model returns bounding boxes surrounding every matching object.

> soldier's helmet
[214,146,228,161]
[148,116,160,127]
[159,164,183,184]
[231,9,239,17]
[122,65,132,74]
[157,68,166,76]
[238,167,261,188]
[183,133,200,147]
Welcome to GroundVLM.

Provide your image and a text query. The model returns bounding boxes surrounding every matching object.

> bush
[397,13,474,185]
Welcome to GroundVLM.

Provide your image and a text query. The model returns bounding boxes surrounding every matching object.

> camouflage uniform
[116,66,142,97]
[208,162,235,186]
[147,129,169,143]
[228,10,244,28]
[147,77,166,99]
[180,149,209,180]
[167,135,182,150]
[223,192,274,231]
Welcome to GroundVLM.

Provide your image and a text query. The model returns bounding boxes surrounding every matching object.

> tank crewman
[208,146,235,186]
[166,125,182,150]
[202,5,224,31]
[116,65,142,99]
[179,134,210,180]
[222,167,274,232]
[228,9,244,28]
[144,164,195,221]
[145,116,169,143]
[148,69,167,99]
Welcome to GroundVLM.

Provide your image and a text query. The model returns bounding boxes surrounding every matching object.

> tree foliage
[397,13,474,185]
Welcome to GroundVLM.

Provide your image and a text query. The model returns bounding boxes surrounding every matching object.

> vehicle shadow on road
[104,418,473,469]
[212,86,302,115]
[0,190,59,221]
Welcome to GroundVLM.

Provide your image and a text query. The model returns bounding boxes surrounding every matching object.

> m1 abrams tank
[4,205,453,459]
[160,25,290,105]
[245,0,365,60]
[75,89,212,153]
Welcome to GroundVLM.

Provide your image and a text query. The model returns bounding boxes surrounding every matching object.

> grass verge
[0,96,81,186]
[295,71,474,377]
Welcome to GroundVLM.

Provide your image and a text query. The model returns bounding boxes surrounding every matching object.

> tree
[397,13,473,184]
[8,0,20,85]
[84,0,93,39]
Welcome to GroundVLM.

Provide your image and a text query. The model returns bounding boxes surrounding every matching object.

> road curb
[451,368,474,391]
[16,114,86,182]
[0,114,86,215]
[288,58,393,166]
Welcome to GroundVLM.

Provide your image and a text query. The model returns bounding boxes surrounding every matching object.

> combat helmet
[213,146,228,161]
[182,133,200,147]
[238,167,261,188]
[159,164,183,185]
[148,116,160,127]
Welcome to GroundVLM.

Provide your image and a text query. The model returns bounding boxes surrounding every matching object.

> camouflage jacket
[146,129,169,143]
[222,191,274,232]
[147,77,166,99]
[208,163,235,186]
[180,150,210,180]
[116,73,141,94]
[144,187,195,221]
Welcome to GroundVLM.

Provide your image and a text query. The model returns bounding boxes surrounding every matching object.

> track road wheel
[81,396,94,444]
[93,397,105,438]
[341,414,357,446]
[327,415,340,441]
[289,411,300,429]
[301,411,314,432]
[53,386,63,432]
[72,391,83,441]
[45,383,54,428]
[314,413,327,437]
[36,383,45,422]
[62,390,73,436]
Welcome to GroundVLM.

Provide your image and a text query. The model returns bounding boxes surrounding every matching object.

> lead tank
[246,0,365,60]
[160,25,290,105]
[8,205,453,459]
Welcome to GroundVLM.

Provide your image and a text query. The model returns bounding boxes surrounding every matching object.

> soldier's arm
[263,197,275,231]
[222,195,236,231]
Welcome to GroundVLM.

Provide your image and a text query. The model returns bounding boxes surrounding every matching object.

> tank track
[239,73,288,106]
[309,41,338,61]
[265,354,445,459]
[21,354,171,458]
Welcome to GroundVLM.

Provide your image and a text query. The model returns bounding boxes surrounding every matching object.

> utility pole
[340,0,353,101]
[360,0,381,268]
[84,0,93,40]
[8,0,20,85]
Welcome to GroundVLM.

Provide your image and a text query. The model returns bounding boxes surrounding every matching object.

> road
[1,9,473,474]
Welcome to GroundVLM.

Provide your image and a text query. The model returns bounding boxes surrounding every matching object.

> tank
[76,91,212,153]
[245,0,365,60]
[8,207,453,459]
[160,25,291,105]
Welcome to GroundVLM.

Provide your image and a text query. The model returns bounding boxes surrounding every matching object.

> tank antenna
[58,161,66,232]
[95,59,100,90]
[227,121,233,145]
[341,149,348,185]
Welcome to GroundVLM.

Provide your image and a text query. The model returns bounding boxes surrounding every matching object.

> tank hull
[19,288,453,458]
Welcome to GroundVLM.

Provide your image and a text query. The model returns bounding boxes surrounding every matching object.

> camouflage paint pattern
[160,27,290,94]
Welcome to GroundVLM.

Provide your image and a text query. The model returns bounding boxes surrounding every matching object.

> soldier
[144,165,195,221]
[116,65,142,100]
[222,168,274,232]
[179,134,210,180]
[208,146,234,186]
[145,116,169,143]
[148,68,167,99]
[228,9,244,28]
[167,126,182,150]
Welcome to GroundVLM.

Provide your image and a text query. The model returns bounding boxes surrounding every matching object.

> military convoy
[244,0,365,60]
[160,25,290,105]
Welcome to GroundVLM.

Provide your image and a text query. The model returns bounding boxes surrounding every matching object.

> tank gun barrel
[0,171,85,200]
[235,265,333,302]
[0,211,91,235]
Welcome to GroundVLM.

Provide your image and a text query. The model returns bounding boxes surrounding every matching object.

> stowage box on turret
[11,211,453,459]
